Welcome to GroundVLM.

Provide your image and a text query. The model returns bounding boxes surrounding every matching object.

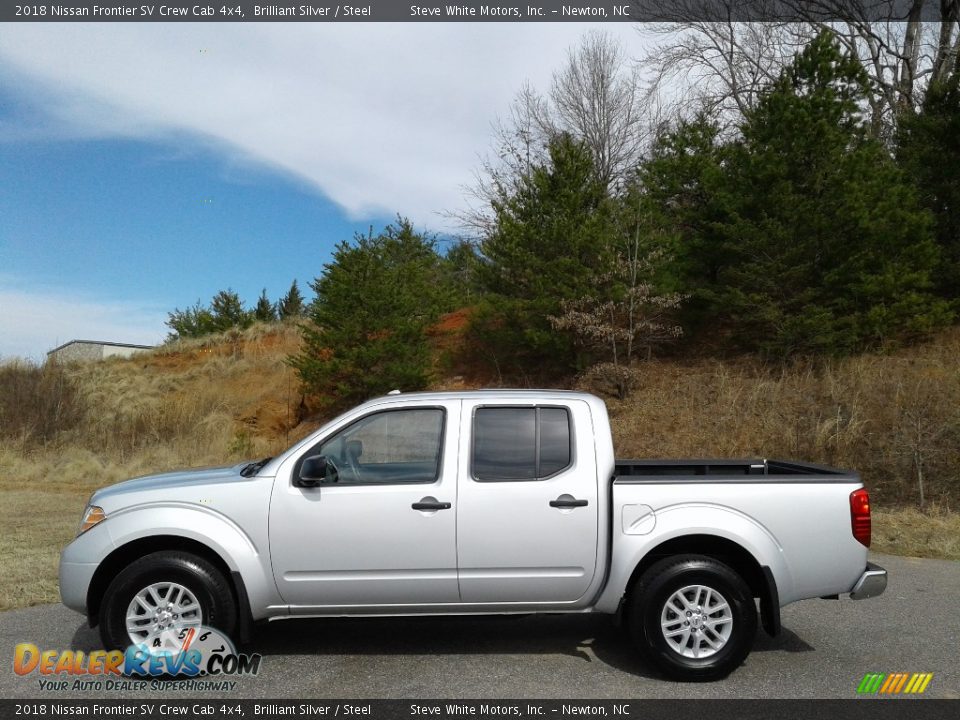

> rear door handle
[550,496,588,509]
[412,498,452,511]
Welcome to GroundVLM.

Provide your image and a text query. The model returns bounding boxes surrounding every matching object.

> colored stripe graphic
[857,672,933,695]
[904,674,920,693]
[857,673,885,694]
[893,673,909,693]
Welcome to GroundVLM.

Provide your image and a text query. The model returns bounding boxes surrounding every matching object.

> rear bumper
[850,562,887,600]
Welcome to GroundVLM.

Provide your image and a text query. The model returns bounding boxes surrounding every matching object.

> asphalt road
[2,553,957,700]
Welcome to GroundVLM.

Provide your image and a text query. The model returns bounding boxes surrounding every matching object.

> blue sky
[0,22,640,360]
[0,129,390,345]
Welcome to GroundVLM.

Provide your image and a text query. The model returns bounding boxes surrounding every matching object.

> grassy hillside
[1,321,958,611]
[605,336,960,510]
[1,324,309,611]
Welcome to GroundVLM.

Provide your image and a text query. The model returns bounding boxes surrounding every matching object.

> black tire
[627,554,757,682]
[100,551,237,651]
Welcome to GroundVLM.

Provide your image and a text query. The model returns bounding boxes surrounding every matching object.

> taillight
[850,488,871,547]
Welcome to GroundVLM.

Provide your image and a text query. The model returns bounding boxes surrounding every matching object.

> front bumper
[850,561,887,600]
[58,519,117,616]
[59,558,98,615]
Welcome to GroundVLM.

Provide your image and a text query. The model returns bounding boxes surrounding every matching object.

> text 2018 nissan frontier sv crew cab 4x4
[60,390,887,681]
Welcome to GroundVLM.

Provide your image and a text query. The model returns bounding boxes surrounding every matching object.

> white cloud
[0,284,167,362]
[0,22,643,223]
[0,23,646,359]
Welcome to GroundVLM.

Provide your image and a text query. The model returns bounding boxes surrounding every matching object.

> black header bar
[1,1,953,23]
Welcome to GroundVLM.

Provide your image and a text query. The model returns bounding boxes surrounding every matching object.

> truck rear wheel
[627,554,757,681]
[99,551,237,652]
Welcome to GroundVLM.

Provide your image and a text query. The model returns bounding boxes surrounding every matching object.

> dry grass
[0,490,86,611]
[872,506,960,561]
[2,324,306,490]
[605,328,960,508]
[1,322,958,612]
[0,324,312,610]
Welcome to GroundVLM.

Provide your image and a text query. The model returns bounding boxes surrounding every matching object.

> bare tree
[893,375,955,509]
[932,0,960,83]
[639,16,812,127]
[454,83,551,239]
[452,31,647,236]
[540,31,647,191]
[634,0,960,138]
[818,1,959,135]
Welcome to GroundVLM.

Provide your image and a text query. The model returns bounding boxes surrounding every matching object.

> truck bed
[614,458,852,481]
[608,457,866,606]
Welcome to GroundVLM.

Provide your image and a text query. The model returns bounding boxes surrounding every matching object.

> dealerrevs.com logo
[14,626,261,692]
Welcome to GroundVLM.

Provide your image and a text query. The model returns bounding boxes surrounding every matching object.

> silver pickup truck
[60,390,886,681]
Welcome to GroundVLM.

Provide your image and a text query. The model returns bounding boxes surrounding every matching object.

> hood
[91,463,250,506]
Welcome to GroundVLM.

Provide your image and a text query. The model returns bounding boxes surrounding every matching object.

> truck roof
[369,389,600,403]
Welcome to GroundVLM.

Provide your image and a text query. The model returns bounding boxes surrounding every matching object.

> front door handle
[550,495,589,509]
[412,498,452,511]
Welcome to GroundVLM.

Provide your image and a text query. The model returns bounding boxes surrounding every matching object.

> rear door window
[472,406,572,481]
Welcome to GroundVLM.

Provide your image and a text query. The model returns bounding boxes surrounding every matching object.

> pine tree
[474,132,618,374]
[165,301,216,340]
[278,280,306,320]
[290,219,453,409]
[728,30,950,353]
[253,289,276,323]
[646,31,951,355]
[442,240,481,299]
[209,289,252,332]
[639,116,731,338]
[898,71,960,298]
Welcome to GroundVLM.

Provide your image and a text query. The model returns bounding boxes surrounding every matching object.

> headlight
[78,505,106,536]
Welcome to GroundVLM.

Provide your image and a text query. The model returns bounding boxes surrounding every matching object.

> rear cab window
[472,406,572,482]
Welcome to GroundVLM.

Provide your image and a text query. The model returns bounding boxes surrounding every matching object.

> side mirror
[297,455,328,487]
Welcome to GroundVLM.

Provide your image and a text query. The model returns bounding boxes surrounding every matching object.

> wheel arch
[86,535,252,641]
[623,534,781,637]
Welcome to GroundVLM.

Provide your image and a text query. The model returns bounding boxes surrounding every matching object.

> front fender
[99,504,280,620]
[594,502,794,613]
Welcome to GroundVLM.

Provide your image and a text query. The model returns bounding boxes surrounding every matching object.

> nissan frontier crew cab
[60,390,887,681]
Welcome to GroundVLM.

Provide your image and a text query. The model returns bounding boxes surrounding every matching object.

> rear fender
[595,502,793,614]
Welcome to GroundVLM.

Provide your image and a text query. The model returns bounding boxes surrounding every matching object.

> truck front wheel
[627,555,757,681]
[99,551,237,652]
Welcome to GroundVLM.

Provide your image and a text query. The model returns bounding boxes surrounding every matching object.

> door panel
[456,400,599,603]
[269,401,461,608]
